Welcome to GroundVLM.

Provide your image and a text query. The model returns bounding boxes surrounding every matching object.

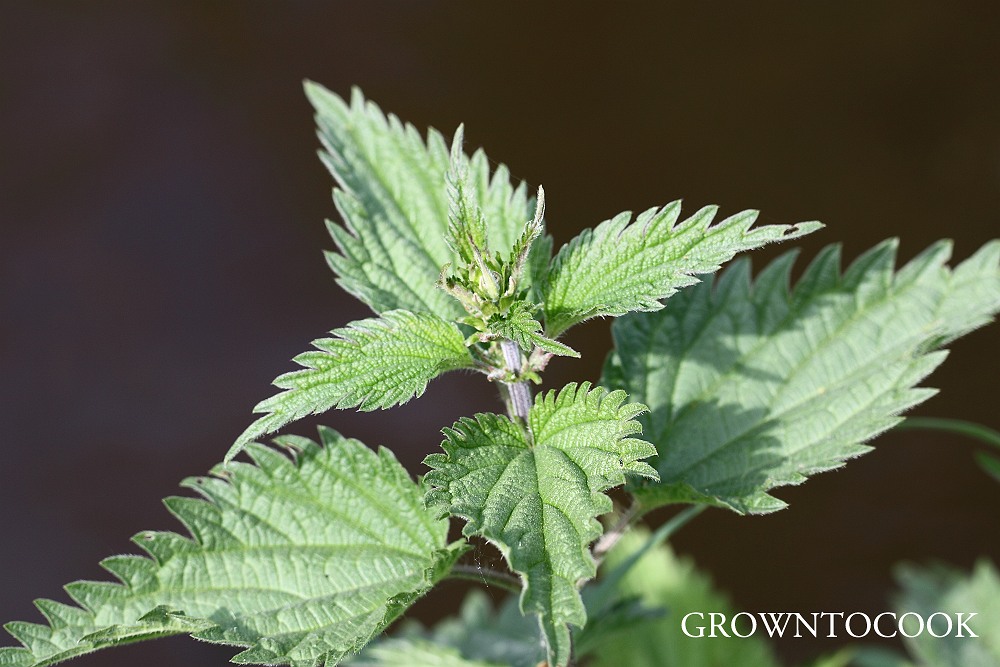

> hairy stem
[448,563,521,593]
[500,339,532,421]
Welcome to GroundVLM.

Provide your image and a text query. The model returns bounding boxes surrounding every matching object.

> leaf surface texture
[308,84,539,318]
[1,429,455,667]
[604,240,1000,513]
[542,202,821,336]
[424,383,656,666]
[230,310,473,461]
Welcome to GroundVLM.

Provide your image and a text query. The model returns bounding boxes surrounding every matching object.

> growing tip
[450,124,465,160]
[533,185,546,225]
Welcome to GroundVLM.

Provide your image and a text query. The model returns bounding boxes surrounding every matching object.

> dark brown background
[1,3,998,665]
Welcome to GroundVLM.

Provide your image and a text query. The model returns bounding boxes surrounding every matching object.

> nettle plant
[3,83,1000,667]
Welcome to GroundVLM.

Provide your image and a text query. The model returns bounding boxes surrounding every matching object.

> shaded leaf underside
[605,239,1000,513]
[1,429,455,667]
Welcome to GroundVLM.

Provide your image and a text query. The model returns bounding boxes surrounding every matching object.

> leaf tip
[792,220,824,236]
[450,124,466,162]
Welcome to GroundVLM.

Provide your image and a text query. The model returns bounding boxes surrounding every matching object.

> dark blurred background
[1,3,998,665]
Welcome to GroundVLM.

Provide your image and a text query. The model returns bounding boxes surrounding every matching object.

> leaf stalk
[448,564,521,593]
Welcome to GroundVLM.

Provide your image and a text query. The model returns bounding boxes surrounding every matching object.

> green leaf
[604,239,1000,513]
[347,638,503,667]
[444,124,490,271]
[307,83,540,318]
[892,560,1000,667]
[487,301,579,357]
[352,582,654,667]
[229,310,473,462]
[0,428,460,667]
[542,202,821,337]
[349,590,544,667]
[589,528,780,667]
[572,595,664,660]
[423,382,657,666]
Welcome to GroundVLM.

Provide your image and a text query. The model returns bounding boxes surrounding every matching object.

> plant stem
[448,564,521,593]
[896,417,1000,449]
[595,502,705,563]
[594,505,706,593]
[500,339,532,421]
[592,498,643,560]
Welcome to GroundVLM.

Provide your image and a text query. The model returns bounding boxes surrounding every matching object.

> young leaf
[486,301,579,357]
[423,383,657,667]
[229,310,473,462]
[507,186,545,289]
[444,125,490,270]
[604,239,1000,513]
[306,83,539,317]
[0,429,460,667]
[542,202,822,337]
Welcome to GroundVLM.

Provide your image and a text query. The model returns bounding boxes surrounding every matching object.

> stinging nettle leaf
[229,309,474,462]
[0,429,460,667]
[889,560,1000,667]
[444,124,490,270]
[604,239,1000,514]
[349,589,544,667]
[348,638,504,667]
[486,301,579,358]
[306,83,544,318]
[542,201,822,337]
[507,186,545,289]
[423,382,657,667]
